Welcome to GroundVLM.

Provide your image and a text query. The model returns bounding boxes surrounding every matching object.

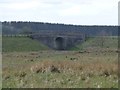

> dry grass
[30,60,118,77]
[2,50,118,88]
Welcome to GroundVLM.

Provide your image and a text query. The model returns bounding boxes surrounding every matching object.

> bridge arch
[55,37,65,50]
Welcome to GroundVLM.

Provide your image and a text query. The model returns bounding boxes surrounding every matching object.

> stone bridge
[30,30,85,50]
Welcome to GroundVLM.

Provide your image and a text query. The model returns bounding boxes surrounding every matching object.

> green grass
[2,36,119,88]
[70,36,118,51]
[2,36,50,52]
[2,36,118,52]
[2,51,118,88]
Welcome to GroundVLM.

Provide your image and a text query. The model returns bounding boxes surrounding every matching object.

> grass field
[2,36,118,88]
[70,36,118,51]
[2,36,50,52]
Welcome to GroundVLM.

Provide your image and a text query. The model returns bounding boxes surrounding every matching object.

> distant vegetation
[2,21,118,36]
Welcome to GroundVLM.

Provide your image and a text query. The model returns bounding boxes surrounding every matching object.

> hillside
[70,36,118,51]
[2,36,118,52]
[2,21,118,36]
[2,36,50,52]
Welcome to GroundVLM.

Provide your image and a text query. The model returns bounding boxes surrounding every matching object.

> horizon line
[1,21,118,26]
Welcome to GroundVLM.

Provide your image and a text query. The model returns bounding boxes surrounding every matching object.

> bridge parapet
[31,31,85,50]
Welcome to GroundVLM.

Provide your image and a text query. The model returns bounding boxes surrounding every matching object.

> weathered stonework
[30,30,85,50]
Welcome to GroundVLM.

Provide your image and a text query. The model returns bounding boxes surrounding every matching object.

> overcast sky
[0,0,119,25]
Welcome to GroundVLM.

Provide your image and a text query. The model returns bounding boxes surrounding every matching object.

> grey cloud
[0,0,119,25]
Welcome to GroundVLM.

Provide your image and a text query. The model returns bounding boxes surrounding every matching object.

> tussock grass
[2,50,118,88]
[30,60,118,77]
[2,36,118,88]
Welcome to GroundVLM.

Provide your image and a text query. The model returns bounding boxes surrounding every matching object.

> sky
[0,0,119,25]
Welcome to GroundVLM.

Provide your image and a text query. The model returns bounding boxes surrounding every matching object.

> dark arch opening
[55,37,64,50]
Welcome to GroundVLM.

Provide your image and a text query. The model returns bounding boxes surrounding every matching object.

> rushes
[30,60,118,77]
[30,60,84,74]
[2,50,118,88]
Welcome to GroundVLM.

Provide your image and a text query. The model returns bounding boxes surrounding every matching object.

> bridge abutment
[30,31,85,50]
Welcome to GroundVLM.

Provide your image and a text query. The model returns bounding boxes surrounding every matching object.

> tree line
[2,21,118,36]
